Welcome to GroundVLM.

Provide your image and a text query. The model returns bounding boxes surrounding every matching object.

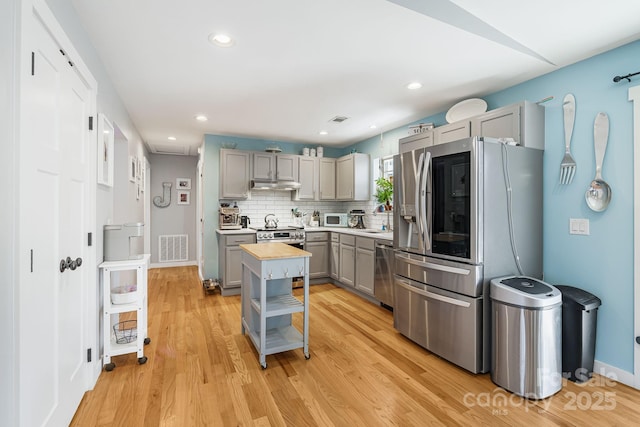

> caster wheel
[144,337,151,345]
[105,363,115,371]
[138,356,148,365]
[304,354,311,360]
[261,363,267,370]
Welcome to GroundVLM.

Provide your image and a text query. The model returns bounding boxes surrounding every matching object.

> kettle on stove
[264,214,278,229]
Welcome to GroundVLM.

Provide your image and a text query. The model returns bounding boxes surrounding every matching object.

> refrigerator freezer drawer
[394,275,484,373]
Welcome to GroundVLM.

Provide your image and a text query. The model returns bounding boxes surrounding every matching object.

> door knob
[59,256,83,272]
[636,336,640,345]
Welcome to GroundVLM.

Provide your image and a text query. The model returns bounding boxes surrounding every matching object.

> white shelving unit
[240,243,311,369]
[99,254,150,371]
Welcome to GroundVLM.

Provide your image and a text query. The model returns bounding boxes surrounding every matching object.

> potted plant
[374,176,393,210]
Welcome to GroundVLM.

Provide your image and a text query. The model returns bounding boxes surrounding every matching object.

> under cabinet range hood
[250,179,301,191]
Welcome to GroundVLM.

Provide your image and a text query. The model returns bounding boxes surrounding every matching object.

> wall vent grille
[159,234,188,262]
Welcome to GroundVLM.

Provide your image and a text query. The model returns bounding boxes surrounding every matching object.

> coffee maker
[219,207,241,229]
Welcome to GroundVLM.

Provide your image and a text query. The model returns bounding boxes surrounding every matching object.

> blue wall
[205,40,640,373]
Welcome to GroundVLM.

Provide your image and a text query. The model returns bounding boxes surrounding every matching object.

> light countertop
[239,242,312,260]
[216,226,392,242]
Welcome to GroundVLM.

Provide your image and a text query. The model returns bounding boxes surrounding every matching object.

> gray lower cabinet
[355,237,375,295]
[218,233,255,295]
[330,234,339,280]
[305,232,329,278]
[339,234,356,286]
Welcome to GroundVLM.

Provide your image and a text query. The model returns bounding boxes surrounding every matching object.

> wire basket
[113,320,137,344]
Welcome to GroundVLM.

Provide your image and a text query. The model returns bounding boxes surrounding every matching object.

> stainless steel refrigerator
[393,136,543,373]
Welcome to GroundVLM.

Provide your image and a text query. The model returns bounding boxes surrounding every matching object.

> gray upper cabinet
[434,121,471,145]
[296,156,317,200]
[318,157,336,200]
[399,131,433,153]
[252,153,299,181]
[336,153,370,201]
[220,149,250,199]
[471,101,544,150]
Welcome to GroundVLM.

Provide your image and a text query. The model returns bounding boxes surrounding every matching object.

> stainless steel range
[252,226,306,288]
[252,226,305,246]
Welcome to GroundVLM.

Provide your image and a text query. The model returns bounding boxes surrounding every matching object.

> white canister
[303,147,310,156]
[310,148,316,157]
[316,146,323,157]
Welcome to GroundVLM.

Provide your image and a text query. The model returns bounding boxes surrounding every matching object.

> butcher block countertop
[239,242,312,260]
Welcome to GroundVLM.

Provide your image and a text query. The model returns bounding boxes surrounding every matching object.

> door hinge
[88,116,94,131]
[87,348,92,363]
[87,232,92,247]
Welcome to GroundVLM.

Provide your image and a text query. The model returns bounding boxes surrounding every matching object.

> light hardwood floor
[72,266,640,426]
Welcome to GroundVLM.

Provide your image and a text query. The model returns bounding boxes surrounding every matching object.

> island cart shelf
[240,243,311,369]
[99,254,150,371]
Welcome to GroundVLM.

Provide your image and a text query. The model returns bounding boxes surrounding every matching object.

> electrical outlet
[569,218,590,235]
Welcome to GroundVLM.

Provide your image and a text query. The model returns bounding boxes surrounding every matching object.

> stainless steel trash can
[490,276,563,399]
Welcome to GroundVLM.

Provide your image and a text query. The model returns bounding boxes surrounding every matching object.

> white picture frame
[141,157,146,192]
[176,178,191,190]
[177,190,190,205]
[136,157,142,181]
[97,113,114,187]
[129,156,136,182]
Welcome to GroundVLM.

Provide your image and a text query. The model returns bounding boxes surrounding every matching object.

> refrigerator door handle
[395,252,471,276]
[415,152,425,250]
[396,278,471,308]
[421,151,431,251]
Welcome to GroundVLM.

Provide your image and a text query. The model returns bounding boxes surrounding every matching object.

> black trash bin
[556,285,602,383]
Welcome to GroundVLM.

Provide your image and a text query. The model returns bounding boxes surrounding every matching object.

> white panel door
[19,12,92,427]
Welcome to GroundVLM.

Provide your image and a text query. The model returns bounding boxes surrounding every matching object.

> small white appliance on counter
[323,212,348,227]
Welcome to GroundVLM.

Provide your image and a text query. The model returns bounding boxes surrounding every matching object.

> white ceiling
[70,0,640,154]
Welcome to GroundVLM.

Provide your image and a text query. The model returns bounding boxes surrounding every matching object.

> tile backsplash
[229,192,393,231]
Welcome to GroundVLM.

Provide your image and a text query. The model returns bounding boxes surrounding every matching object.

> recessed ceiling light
[168,136,176,141]
[319,131,328,135]
[407,82,423,90]
[195,114,208,122]
[370,125,377,129]
[208,33,235,47]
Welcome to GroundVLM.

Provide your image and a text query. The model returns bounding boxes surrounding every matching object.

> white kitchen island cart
[240,243,311,369]
[99,254,150,371]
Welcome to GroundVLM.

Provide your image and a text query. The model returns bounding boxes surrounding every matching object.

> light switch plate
[569,218,590,235]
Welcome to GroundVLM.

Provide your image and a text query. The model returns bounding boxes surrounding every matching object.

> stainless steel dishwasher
[374,240,394,309]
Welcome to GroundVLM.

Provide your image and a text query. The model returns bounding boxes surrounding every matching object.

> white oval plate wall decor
[445,98,488,123]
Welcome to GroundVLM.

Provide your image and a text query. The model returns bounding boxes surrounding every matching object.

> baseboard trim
[149,260,197,269]
[593,360,636,389]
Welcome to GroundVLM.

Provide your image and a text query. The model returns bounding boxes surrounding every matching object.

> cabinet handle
[299,266,304,275]
[284,268,289,278]
[268,271,273,279]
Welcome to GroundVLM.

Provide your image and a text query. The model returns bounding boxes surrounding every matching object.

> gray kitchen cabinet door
[355,237,375,295]
[330,241,340,280]
[319,157,336,200]
[220,149,250,199]
[276,154,298,181]
[399,131,433,153]
[253,152,275,180]
[434,121,470,145]
[471,104,520,142]
[225,246,244,287]
[336,153,370,201]
[296,156,317,200]
[307,241,329,278]
[339,243,356,286]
